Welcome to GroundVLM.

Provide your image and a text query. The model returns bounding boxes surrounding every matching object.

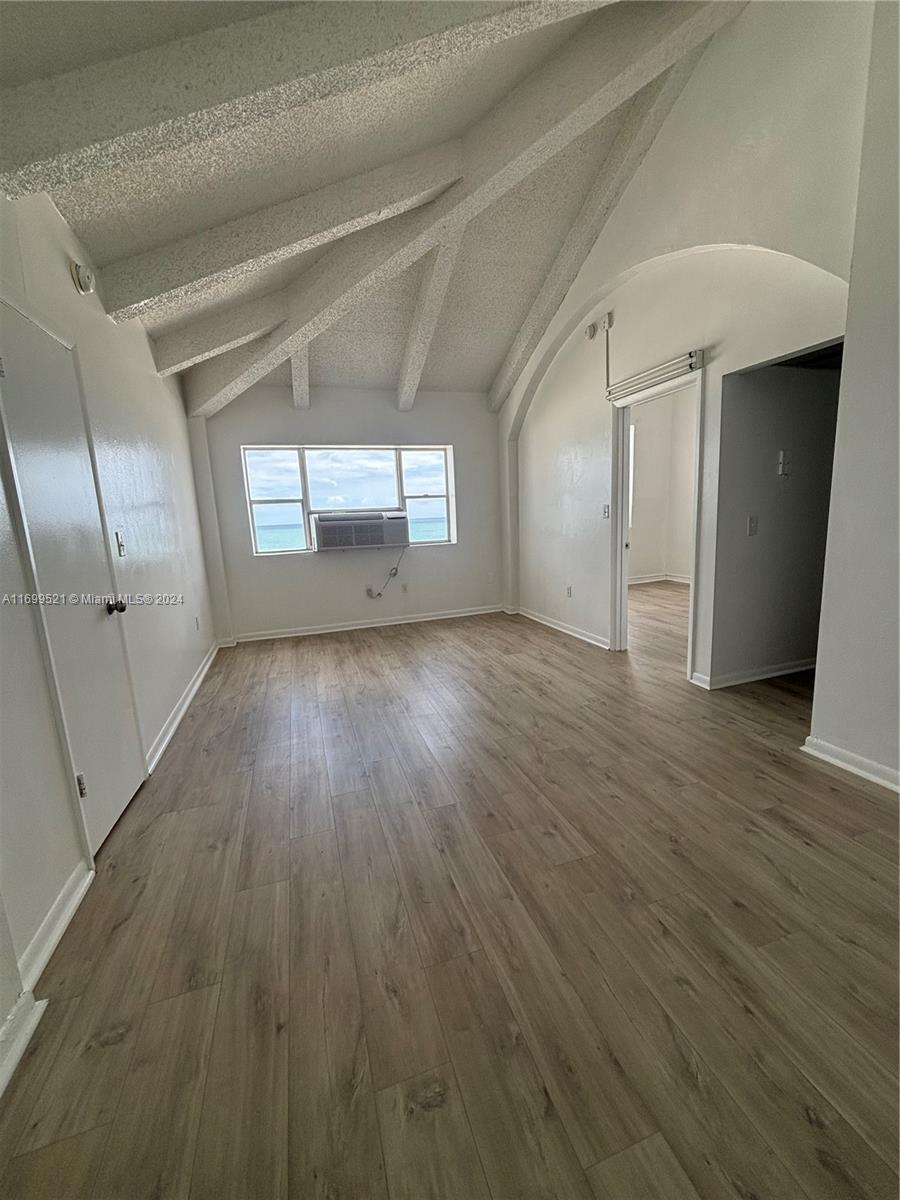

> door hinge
[76,772,87,798]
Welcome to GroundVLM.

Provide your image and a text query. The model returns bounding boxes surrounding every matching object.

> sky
[245,447,446,516]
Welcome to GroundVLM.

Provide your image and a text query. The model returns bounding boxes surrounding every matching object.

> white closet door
[1,301,145,851]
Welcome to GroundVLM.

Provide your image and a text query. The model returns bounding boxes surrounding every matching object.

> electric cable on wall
[367,545,407,599]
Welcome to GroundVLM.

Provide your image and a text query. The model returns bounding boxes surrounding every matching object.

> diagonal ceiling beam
[101,142,463,323]
[488,51,703,412]
[290,348,310,410]
[0,2,608,198]
[183,1,744,418]
[154,294,286,376]
[397,235,463,411]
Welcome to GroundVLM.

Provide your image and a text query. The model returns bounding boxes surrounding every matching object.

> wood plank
[587,1133,701,1200]
[288,833,387,1199]
[0,1126,109,1200]
[373,784,480,966]
[18,864,186,1152]
[290,711,332,837]
[375,1065,490,1200]
[335,805,446,1088]
[237,741,290,890]
[426,804,656,1167]
[0,997,80,1166]
[429,951,592,1200]
[151,796,246,1001]
[191,882,289,1200]
[656,890,898,1167]
[92,984,218,1199]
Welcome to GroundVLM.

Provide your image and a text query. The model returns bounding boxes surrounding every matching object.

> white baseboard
[706,658,816,689]
[17,861,94,993]
[802,737,900,792]
[690,672,711,690]
[146,643,218,772]
[518,608,610,649]
[628,573,691,585]
[235,605,503,642]
[0,991,47,1098]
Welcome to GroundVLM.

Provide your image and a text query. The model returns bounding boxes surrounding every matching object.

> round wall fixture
[69,261,96,295]
[584,322,598,340]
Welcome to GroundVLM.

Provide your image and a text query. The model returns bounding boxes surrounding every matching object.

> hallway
[0,586,896,1198]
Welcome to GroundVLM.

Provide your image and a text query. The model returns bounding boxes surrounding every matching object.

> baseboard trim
[802,737,899,792]
[235,605,503,642]
[518,608,610,649]
[0,991,47,1098]
[706,658,816,689]
[629,573,691,585]
[146,644,218,772]
[17,861,94,993]
[689,672,711,690]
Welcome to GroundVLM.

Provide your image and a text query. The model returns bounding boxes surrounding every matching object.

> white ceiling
[0,2,735,406]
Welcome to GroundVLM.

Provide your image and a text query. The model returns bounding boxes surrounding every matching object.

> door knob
[106,599,127,614]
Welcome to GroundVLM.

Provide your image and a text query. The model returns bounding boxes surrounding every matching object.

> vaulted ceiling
[0,1,743,413]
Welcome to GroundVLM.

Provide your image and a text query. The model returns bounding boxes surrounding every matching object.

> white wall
[711,365,839,683]
[502,0,872,613]
[809,2,899,787]
[517,248,850,652]
[0,194,215,1003]
[3,196,215,760]
[203,385,501,638]
[628,392,696,584]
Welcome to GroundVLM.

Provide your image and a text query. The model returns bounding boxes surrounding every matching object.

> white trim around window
[241,444,457,556]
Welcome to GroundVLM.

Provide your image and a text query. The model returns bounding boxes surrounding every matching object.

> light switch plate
[747,514,759,537]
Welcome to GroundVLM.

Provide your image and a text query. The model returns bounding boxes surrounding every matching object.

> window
[241,445,455,554]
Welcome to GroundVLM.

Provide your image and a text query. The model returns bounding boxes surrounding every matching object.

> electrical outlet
[566,584,573,598]
[747,513,759,537]
[602,504,610,519]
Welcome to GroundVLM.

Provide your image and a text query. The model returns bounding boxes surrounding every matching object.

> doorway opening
[609,370,703,680]
[710,339,842,705]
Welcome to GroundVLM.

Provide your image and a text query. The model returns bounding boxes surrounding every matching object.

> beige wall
[628,392,696,584]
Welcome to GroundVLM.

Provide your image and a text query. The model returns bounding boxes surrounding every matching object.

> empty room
[0,3,897,1198]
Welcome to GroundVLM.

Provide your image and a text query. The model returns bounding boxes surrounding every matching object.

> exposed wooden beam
[0,2,607,197]
[488,51,704,412]
[397,236,462,411]
[183,1,744,418]
[290,348,310,410]
[154,294,285,377]
[101,143,463,323]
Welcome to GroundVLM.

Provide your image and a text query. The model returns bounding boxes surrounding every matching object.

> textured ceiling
[1,1,721,404]
[0,2,287,89]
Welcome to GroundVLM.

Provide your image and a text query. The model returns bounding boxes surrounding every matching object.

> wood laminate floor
[1,582,897,1199]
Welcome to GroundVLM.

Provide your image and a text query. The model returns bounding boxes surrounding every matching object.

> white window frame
[241,444,456,556]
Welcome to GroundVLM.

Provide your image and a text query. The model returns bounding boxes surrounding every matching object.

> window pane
[245,449,301,500]
[401,449,446,496]
[407,497,448,543]
[253,502,306,552]
[305,448,398,510]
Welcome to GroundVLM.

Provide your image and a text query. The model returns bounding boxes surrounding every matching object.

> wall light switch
[602,504,610,519]
[777,449,793,477]
[115,530,126,557]
[747,514,759,537]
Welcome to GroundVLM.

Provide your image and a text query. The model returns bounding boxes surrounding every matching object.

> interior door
[0,301,146,851]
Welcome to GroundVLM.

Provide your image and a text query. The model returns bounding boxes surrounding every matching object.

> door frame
[608,368,705,681]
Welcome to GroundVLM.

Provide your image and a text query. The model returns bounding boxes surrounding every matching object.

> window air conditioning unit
[312,510,409,550]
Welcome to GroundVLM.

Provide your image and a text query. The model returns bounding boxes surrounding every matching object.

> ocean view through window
[242,445,455,554]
